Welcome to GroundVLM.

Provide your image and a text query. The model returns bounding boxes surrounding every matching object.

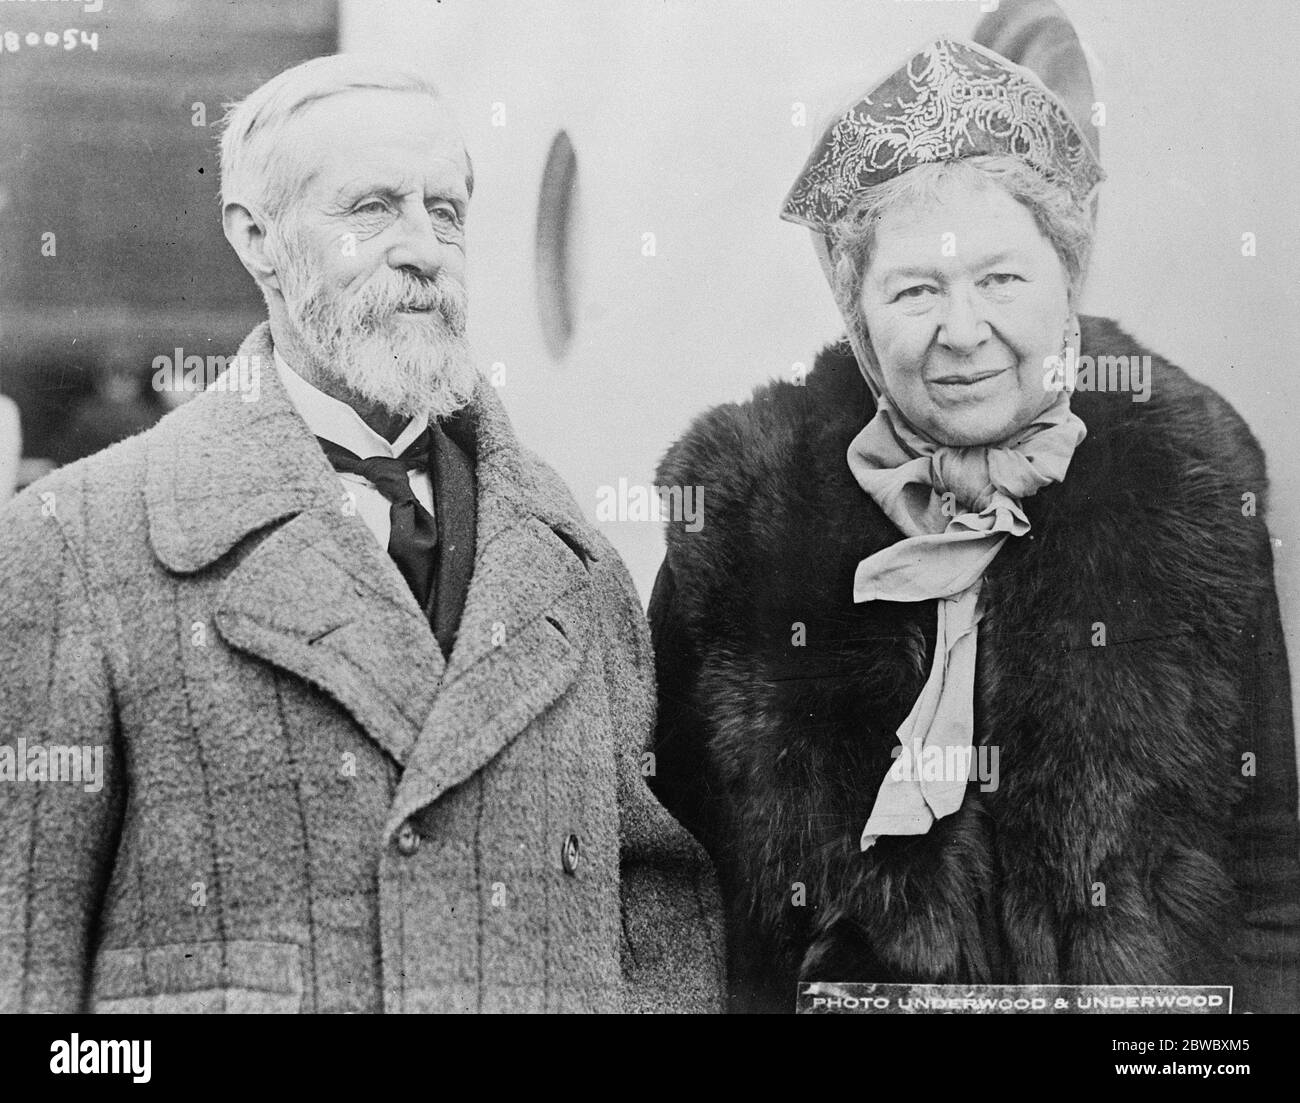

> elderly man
[0,55,723,1014]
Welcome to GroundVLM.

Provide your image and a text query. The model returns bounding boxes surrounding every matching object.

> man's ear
[222,201,283,293]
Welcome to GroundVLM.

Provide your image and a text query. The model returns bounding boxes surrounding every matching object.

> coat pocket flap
[92,940,304,1013]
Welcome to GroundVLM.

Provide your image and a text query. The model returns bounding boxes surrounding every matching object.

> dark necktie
[317,429,438,612]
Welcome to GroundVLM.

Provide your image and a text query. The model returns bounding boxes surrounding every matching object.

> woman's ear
[1064,313,1081,361]
[845,306,884,398]
[222,201,283,293]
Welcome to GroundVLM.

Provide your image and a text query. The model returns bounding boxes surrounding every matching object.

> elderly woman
[649,37,1300,1013]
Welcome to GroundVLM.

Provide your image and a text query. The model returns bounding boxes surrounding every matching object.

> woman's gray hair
[828,154,1097,328]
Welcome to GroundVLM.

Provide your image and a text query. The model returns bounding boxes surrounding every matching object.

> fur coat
[649,315,1300,1014]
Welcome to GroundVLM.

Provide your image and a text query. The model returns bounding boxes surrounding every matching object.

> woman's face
[858,179,1071,446]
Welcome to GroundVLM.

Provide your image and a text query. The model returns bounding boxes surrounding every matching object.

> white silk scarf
[848,389,1086,851]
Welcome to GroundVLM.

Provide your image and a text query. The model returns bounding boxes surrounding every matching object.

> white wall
[342,0,1300,711]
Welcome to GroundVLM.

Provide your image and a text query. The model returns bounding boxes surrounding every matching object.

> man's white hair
[219,53,469,220]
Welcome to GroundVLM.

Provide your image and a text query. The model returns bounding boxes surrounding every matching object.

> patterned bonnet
[781,36,1103,232]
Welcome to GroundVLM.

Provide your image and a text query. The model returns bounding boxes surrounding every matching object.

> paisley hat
[781,36,1104,232]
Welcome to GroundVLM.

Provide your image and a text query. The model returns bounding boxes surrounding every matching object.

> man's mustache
[356,273,468,331]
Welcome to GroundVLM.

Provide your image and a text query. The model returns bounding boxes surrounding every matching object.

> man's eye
[429,205,461,226]
[353,200,390,217]
[895,285,936,301]
[982,272,1023,287]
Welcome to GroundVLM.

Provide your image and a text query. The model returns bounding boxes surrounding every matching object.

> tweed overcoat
[650,316,1300,1013]
[0,323,725,1014]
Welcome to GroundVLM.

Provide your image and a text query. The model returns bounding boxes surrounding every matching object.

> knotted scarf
[848,387,1086,850]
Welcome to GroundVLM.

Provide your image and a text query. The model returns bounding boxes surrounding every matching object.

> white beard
[278,253,480,423]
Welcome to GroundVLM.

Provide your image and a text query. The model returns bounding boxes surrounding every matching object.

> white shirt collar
[273,348,424,459]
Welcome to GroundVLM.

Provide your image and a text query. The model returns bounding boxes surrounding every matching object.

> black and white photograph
[0,0,1295,1076]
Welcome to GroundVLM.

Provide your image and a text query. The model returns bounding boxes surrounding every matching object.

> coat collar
[146,323,605,839]
[146,322,601,572]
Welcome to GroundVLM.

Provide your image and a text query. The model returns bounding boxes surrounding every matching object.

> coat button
[561,833,581,875]
[396,821,422,857]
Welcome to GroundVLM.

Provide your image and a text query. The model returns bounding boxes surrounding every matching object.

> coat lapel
[384,374,604,839]
[211,510,444,768]
[146,323,445,767]
[146,323,607,835]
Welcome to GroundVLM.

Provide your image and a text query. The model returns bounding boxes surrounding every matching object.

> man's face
[858,179,1070,446]
[270,88,479,421]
